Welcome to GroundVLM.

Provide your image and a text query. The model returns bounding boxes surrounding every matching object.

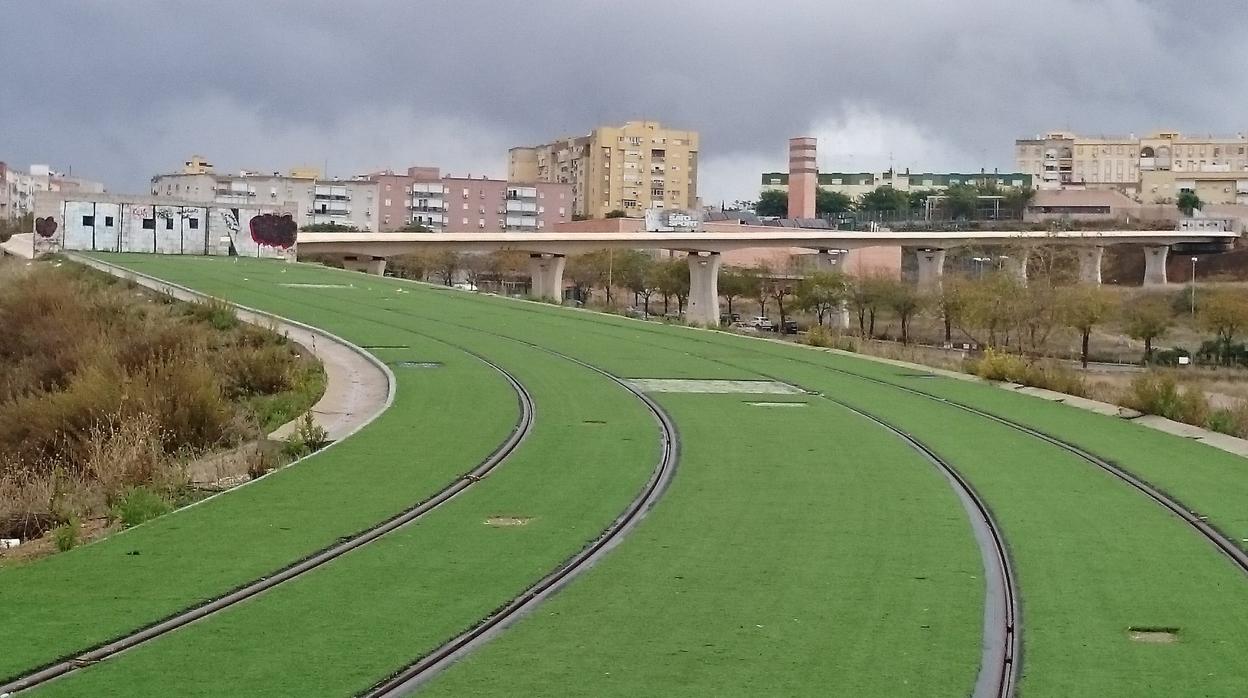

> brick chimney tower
[788,137,817,219]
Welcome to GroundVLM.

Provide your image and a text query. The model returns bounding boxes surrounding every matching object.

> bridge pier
[915,248,946,288]
[343,256,387,275]
[1077,246,1104,285]
[1143,245,1169,287]
[686,252,723,326]
[814,248,843,271]
[527,253,566,302]
[1002,250,1029,285]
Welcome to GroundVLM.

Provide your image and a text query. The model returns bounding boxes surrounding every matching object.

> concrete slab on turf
[628,378,804,394]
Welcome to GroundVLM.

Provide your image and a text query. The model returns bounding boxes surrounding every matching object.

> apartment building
[1015,131,1248,204]
[1,162,106,219]
[760,169,1033,198]
[509,120,699,219]
[443,177,571,232]
[152,168,380,231]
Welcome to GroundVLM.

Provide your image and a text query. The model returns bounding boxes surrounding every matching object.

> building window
[462,203,468,210]
[478,218,485,228]
[384,198,391,207]
[188,218,199,229]
[104,216,114,227]
[142,218,156,230]
[558,207,565,216]
[81,215,94,226]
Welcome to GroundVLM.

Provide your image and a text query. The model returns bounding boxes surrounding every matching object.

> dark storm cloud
[2,0,1245,201]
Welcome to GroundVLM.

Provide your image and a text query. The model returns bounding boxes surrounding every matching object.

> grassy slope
[374,283,1248,697]
[0,270,519,681]
[42,255,985,697]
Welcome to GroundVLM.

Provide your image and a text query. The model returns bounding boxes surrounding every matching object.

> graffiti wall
[34,196,296,261]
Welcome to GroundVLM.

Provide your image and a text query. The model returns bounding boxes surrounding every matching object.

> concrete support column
[342,255,387,274]
[915,248,946,288]
[814,248,844,271]
[686,252,723,326]
[835,300,850,330]
[527,253,566,302]
[1143,245,1169,287]
[1077,246,1104,285]
[1002,250,1029,285]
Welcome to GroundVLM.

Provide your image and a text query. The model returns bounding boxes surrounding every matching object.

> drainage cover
[1127,626,1179,643]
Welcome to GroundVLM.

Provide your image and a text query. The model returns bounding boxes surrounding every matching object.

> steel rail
[363,342,679,697]
[0,322,535,696]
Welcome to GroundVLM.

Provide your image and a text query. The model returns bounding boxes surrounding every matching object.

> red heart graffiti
[249,213,297,248]
[35,217,58,238]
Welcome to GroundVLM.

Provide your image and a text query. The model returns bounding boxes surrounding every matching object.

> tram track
[0,280,536,696]
[459,293,1248,576]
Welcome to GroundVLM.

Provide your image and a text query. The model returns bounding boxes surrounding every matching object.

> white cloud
[808,105,982,175]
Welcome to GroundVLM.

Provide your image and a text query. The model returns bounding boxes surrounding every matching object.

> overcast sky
[3,0,1246,203]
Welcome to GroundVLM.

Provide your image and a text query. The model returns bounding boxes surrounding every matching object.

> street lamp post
[1190,256,1198,317]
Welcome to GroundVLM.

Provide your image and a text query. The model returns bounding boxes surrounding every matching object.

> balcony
[506,200,537,213]
[411,204,446,213]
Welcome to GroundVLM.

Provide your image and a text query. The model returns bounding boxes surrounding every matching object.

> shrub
[971,348,1028,383]
[1120,372,1209,425]
[111,486,173,527]
[183,297,239,331]
[221,345,295,398]
[281,413,329,460]
[1150,347,1191,366]
[53,515,80,552]
[1206,404,1248,438]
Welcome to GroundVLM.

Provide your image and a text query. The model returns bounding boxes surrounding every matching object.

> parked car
[781,319,800,334]
[748,316,775,331]
[720,312,741,325]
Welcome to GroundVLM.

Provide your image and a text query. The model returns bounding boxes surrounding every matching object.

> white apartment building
[1016,131,1248,204]
[151,170,380,231]
[2,162,106,219]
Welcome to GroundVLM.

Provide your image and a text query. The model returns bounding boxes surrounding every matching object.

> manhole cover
[1128,626,1179,643]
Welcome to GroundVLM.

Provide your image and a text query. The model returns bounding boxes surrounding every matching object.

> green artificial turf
[285,274,1248,697]
[424,393,983,697]
[0,272,520,682]
[35,323,659,697]
[34,255,1248,696]
[32,255,987,697]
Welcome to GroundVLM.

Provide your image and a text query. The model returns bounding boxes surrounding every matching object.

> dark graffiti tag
[249,213,297,248]
[35,217,58,238]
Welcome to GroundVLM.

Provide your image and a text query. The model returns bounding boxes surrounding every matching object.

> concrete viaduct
[297,228,1238,326]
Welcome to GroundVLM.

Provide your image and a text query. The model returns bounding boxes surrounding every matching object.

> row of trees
[753,183,1037,220]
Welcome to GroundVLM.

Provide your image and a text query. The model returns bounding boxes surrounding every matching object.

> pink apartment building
[369,167,570,232]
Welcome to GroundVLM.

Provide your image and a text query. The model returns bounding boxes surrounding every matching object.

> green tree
[300,222,359,232]
[615,250,654,309]
[816,189,854,216]
[1197,288,1248,364]
[431,251,462,286]
[944,184,980,220]
[857,186,909,213]
[879,279,927,345]
[755,190,787,217]
[1059,284,1119,368]
[765,277,794,331]
[748,264,771,316]
[1177,190,1202,216]
[907,188,941,211]
[795,271,849,326]
[646,258,689,316]
[1003,187,1036,218]
[718,268,751,318]
[847,273,893,337]
[605,209,628,219]
[1122,293,1175,362]
[398,221,431,232]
